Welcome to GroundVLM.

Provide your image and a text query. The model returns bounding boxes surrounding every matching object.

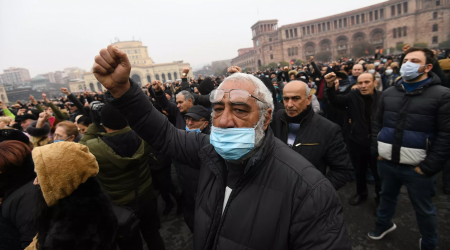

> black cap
[184,105,210,121]
[15,114,37,121]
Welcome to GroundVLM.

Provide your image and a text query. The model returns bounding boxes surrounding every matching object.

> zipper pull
[295,143,301,147]
[150,153,157,161]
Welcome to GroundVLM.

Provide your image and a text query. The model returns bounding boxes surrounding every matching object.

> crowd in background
[0,44,449,250]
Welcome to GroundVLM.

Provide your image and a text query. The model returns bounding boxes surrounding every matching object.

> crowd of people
[0,43,449,250]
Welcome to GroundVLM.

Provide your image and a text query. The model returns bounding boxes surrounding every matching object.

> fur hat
[439,58,450,71]
[288,70,297,77]
[26,121,50,137]
[32,142,99,206]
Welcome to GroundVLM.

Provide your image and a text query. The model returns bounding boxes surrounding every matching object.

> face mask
[374,62,380,66]
[382,59,387,63]
[400,61,425,81]
[385,69,393,75]
[368,69,375,74]
[265,75,269,78]
[300,76,306,79]
[185,122,205,133]
[210,126,255,161]
[53,137,69,143]
[275,71,278,74]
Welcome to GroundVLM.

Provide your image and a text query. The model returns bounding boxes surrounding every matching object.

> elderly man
[349,64,364,85]
[93,45,350,250]
[272,81,353,190]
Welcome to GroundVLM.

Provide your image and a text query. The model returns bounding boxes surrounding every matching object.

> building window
[302,27,306,35]
[168,73,172,81]
[285,30,289,38]
[356,15,360,24]
[433,12,438,19]
[375,10,378,20]
[351,16,355,25]
[290,29,293,37]
[327,22,331,30]
[270,54,273,60]
[404,2,408,13]
[155,74,159,81]
[318,23,321,32]
[391,5,395,16]
[344,18,347,27]
[288,48,291,56]
[380,9,384,19]
[403,26,407,36]
[135,50,137,53]
[361,13,365,23]
[174,72,177,79]
[339,19,342,28]
[397,4,402,15]
[294,28,298,37]
[436,1,440,6]
[147,75,151,82]
[393,29,397,38]
[307,26,310,34]
[334,20,337,29]
[295,47,298,55]
[311,25,315,33]
[269,38,272,42]
[432,36,438,44]
[432,24,438,32]
[398,27,402,38]
[369,12,373,21]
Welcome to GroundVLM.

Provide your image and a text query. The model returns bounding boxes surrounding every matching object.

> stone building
[81,40,193,92]
[231,0,450,70]
[0,67,31,85]
[0,85,9,103]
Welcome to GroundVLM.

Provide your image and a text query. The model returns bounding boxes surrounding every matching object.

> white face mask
[374,62,380,66]
[385,69,393,75]
[368,69,375,74]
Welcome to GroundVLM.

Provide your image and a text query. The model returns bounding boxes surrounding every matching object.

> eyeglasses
[210,89,266,104]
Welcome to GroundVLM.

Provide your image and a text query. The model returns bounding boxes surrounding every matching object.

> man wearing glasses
[93,45,350,250]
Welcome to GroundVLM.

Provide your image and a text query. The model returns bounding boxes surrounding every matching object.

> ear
[425,64,433,73]
[263,108,273,130]
[306,94,312,106]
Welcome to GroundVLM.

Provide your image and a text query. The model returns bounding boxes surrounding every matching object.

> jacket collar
[98,126,131,137]
[394,72,441,95]
[280,105,314,126]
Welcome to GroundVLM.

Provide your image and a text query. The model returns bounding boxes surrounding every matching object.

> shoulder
[274,109,285,120]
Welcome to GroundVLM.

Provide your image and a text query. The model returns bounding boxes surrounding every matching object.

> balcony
[337,45,347,50]
[372,39,384,45]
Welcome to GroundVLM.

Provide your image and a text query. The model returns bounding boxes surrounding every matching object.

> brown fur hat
[32,142,99,206]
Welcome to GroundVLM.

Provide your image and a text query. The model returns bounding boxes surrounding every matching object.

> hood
[96,127,147,168]
[32,142,99,207]
[259,77,278,108]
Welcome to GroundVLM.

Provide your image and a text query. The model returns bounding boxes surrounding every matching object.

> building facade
[39,72,56,83]
[231,0,450,70]
[0,67,31,85]
[0,85,9,103]
[81,40,193,91]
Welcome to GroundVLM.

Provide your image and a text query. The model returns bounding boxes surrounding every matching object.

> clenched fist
[152,80,163,92]
[402,44,410,54]
[60,88,70,95]
[228,66,242,74]
[93,45,131,98]
[324,72,337,87]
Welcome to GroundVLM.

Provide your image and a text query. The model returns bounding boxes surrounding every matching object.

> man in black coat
[326,72,382,207]
[272,80,353,190]
[368,48,450,249]
[92,45,350,250]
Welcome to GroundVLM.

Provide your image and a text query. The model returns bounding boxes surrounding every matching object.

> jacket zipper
[150,153,157,161]
[282,116,307,147]
[295,143,319,147]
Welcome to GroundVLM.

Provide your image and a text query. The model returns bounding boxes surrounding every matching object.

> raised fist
[29,95,35,101]
[93,45,131,97]
[60,88,70,95]
[182,67,190,78]
[228,66,242,74]
[42,93,47,99]
[310,56,314,62]
[402,44,410,54]
[152,80,163,92]
[324,72,337,87]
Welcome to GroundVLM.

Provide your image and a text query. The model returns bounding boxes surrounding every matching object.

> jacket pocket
[295,143,319,147]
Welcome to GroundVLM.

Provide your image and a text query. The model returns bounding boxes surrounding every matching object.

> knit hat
[197,78,215,95]
[100,103,128,130]
[32,142,99,206]
[439,58,450,71]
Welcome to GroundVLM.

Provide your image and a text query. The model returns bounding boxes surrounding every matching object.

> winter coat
[371,72,450,175]
[1,181,39,248]
[327,85,382,148]
[26,121,51,148]
[271,107,354,190]
[106,78,350,250]
[80,125,154,205]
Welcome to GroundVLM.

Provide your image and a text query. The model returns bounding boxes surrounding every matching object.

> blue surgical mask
[382,59,387,63]
[265,75,269,78]
[185,122,205,133]
[210,126,255,161]
[400,61,425,81]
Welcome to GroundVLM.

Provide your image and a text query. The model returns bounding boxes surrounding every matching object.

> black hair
[33,177,118,250]
[77,116,92,127]
[405,47,436,65]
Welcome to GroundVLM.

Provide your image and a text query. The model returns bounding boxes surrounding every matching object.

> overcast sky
[0,0,387,77]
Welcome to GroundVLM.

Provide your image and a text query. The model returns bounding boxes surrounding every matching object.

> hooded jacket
[105,79,350,250]
[372,72,450,175]
[80,125,154,205]
[26,142,117,250]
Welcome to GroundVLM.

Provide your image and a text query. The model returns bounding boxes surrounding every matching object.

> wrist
[109,80,131,98]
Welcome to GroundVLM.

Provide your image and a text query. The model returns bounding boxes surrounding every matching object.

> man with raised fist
[93,45,350,250]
